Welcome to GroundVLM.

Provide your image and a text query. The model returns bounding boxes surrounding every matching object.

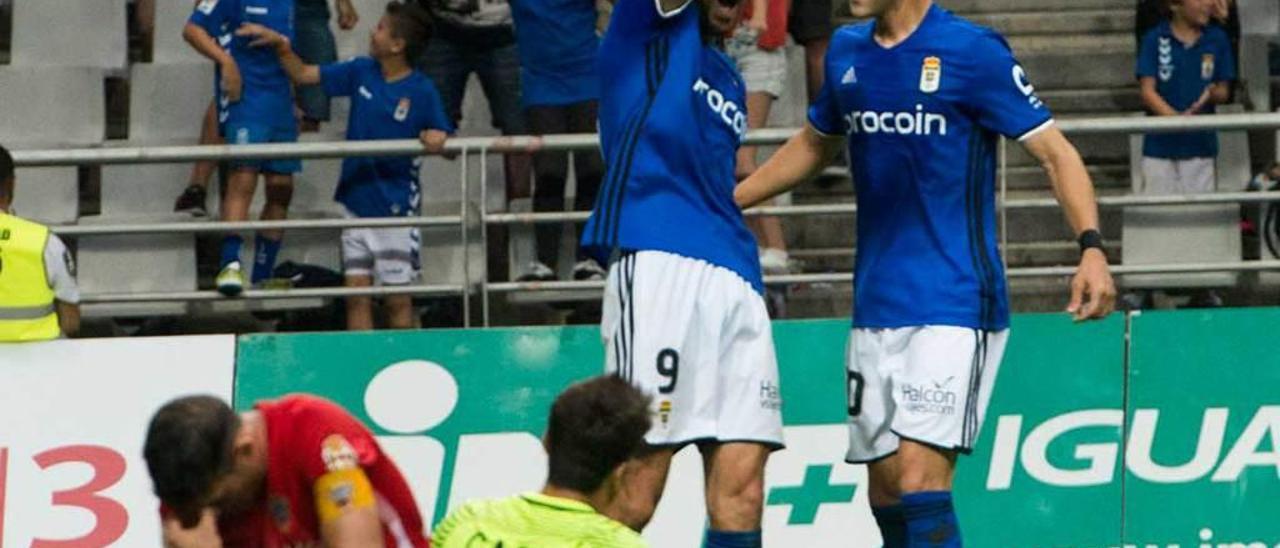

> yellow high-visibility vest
[0,212,60,342]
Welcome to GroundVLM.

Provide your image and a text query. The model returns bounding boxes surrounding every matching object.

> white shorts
[1140,156,1215,195]
[602,250,784,448]
[341,225,421,286]
[845,326,1009,462]
[725,29,788,98]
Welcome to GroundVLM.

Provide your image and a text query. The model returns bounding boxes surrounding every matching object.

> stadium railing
[14,112,1280,326]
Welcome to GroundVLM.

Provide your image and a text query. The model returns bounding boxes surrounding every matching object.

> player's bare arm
[314,468,385,546]
[1021,126,1116,321]
[183,23,242,102]
[734,124,843,209]
[235,23,322,85]
[162,509,222,548]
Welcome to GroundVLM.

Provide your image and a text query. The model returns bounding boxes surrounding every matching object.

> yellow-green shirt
[432,492,647,548]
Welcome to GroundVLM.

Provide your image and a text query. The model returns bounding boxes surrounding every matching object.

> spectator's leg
[219,167,260,269]
[293,12,337,131]
[385,295,416,329]
[175,100,221,215]
[740,91,787,258]
[800,37,829,103]
[255,172,294,283]
[527,105,571,272]
[568,100,606,273]
[788,0,832,102]
[476,42,533,203]
[345,274,375,330]
[733,41,790,275]
[417,37,472,130]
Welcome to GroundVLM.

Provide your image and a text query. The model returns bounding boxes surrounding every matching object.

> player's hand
[235,23,288,52]
[219,59,243,104]
[746,11,768,35]
[337,0,360,30]
[420,129,453,159]
[1066,248,1116,322]
[1184,87,1212,115]
[162,509,222,548]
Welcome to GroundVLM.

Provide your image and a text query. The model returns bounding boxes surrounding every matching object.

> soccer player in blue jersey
[239,1,453,330]
[185,0,300,296]
[580,0,783,546]
[735,0,1117,546]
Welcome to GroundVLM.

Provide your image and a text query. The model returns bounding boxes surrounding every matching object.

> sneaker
[254,277,294,291]
[760,248,791,275]
[516,261,556,282]
[216,262,245,297]
[573,259,607,281]
[174,185,208,216]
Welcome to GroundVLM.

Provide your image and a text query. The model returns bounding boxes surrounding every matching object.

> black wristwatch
[1077,229,1105,255]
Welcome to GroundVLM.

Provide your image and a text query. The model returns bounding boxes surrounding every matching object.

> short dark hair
[143,395,240,523]
[385,1,433,62]
[545,375,652,493]
[0,144,13,201]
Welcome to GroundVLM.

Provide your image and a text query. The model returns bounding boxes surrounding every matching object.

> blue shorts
[224,121,301,174]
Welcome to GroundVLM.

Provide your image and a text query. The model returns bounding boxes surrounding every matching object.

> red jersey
[742,0,790,50]
[217,395,429,548]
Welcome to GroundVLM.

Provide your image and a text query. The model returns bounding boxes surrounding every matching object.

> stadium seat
[128,63,215,144]
[151,0,210,64]
[11,167,78,225]
[9,0,127,70]
[1122,130,1242,289]
[74,216,197,319]
[0,66,106,147]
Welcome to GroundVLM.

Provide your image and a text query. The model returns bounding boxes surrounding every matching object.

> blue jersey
[190,0,296,130]
[1136,21,1235,159]
[582,0,762,292]
[808,5,1053,330]
[320,57,454,217]
[511,0,600,107]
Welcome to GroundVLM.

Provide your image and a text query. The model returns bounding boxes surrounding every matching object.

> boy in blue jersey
[239,1,453,330]
[510,0,607,282]
[735,0,1116,546]
[185,0,300,296]
[581,0,783,546]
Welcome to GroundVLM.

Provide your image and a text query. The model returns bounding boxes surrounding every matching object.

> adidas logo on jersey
[843,104,948,136]
[692,78,747,138]
[841,66,857,85]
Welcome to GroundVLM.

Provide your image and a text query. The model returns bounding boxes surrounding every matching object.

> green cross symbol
[766,464,858,525]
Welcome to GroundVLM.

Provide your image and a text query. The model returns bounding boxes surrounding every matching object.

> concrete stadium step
[1015,42,1135,91]
[940,0,1121,14]
[963,9,1134,37]
[790,239,1125,272]
[1040,88,1143,114]
[777,276,1085,318]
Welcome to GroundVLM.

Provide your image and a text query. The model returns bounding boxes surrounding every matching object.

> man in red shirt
[144,394,430,547]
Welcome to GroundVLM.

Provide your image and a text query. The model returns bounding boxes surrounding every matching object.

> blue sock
[873,504,908,548]
[251,234,282,283]
[703,529,761,548]
[902,491,961,547]
[219,235,243,269]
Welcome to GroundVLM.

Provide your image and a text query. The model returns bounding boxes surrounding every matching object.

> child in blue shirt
[239,2,454,330]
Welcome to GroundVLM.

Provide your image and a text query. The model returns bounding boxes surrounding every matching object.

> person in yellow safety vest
[0,144,80,342]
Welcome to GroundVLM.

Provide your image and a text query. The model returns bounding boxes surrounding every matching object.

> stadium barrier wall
[1,310,1277,546]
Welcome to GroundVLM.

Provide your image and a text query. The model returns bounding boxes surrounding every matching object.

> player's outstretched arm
[235,23,322,86]
[1022,126,1116,321]
[734,125,843,209]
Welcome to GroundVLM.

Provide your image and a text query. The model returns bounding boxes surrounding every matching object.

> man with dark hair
[144,393,429,546]
[431,375,649,547]
[239,1,453,330]
[0,144,81,342]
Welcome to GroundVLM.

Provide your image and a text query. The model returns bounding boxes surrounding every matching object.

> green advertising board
[1126,308,1280,548]
[234,311,1277,547]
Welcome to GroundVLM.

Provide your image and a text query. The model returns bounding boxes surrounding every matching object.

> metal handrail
[14,112,1280,314]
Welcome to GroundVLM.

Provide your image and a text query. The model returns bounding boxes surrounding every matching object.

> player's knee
[707,476,764,527]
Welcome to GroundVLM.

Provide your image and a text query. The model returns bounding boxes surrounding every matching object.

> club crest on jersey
[321,434,359,471]
[919,56,942,94]
[395,97,411,122]
[1201,54,1215,80]
[658,400,673,427]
